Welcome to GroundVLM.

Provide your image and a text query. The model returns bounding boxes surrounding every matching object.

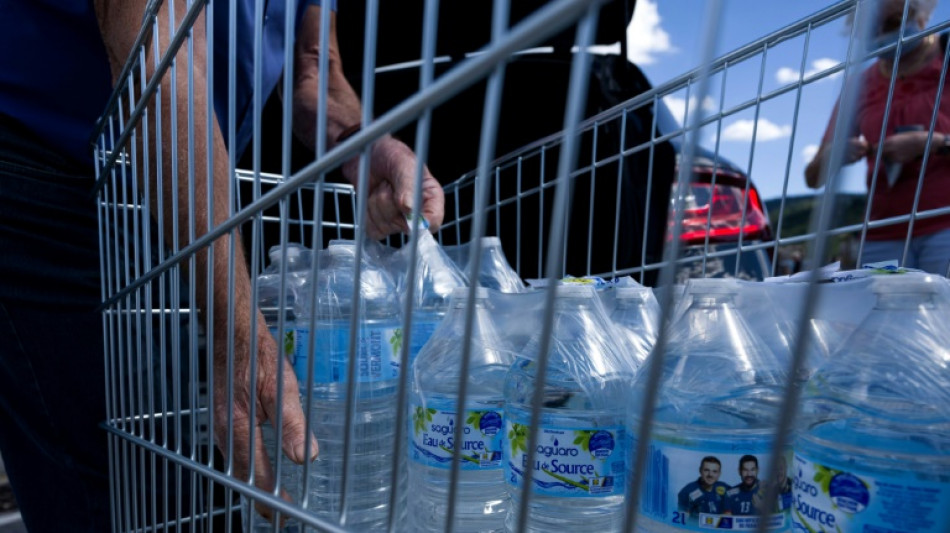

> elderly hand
[342,135,445,240]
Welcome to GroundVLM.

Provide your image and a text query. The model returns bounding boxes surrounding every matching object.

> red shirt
[823,48,950,240]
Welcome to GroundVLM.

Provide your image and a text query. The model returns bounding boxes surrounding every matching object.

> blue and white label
[636,439,789,531]
[505,422,625,498]
[409,402,504,470]
[293,325,401,384]
[791,453,950,533]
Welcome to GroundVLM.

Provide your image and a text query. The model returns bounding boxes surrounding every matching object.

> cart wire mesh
[93,0,950,531]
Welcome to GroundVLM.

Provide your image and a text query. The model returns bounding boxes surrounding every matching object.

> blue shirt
[0,0,327,167]
[677,479,730,516]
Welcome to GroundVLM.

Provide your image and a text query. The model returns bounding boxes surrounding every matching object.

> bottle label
[409,400,504,470]
[636,439,789,531]
[294,324,402,384]
[791,452,950,533]
[504,422,625,498]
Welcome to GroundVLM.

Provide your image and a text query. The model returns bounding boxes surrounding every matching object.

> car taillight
[669,179,770,245]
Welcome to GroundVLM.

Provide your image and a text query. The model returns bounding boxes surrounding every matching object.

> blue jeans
[0,117,110,532]
[861,228,950,275]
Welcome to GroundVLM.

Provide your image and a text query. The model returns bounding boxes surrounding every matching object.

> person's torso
[0,0,113,167]
[858,44,950,238]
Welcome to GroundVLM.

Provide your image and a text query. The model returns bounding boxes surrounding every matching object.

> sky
[624,0,950,201]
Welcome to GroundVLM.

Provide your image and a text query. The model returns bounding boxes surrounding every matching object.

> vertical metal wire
[624,2,724,531]
[299,5,333,516]
[770,25,814,277]
[386,0,441,530]
[203,1,218,530]
[756,4,877,531]
[586,123,598,275]
[514,7,600,533]
[445,2,510,530]
[639,95,659,285]
[857,0,914,266]
[339,0,381,524]
[700,69,728,278]
[611,110,627,275]
[732,46,770,277]
[901,32,950,263]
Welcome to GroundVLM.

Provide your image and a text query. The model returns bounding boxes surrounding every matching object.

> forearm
[292,6,364,159]
[97,0,267,377]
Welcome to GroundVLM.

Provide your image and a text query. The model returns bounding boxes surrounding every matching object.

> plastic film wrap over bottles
[443,236,526,293]
[609,286,658,366]
[408,287,516,531]
[631,278,790,532]
[792,274,950,533]
[396,231,468,364]
[504,284,637,532]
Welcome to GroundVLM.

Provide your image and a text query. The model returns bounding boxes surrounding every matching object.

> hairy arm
[94,0,314,515]
[292,5,445,238]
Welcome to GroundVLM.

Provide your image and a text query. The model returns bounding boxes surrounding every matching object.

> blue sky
[625,0,950,201]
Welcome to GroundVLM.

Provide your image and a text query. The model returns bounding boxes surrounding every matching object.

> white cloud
[719,118,792,142]
[802,144,820,163]
[663,95,716,125]
[776,58,841,84]
[626,0,675,65]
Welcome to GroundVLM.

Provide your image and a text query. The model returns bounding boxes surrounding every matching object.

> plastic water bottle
[444,237,525,293]
[404,231,467,368]
[609,286,658,366]
[408,287,514,531]
[504,284,635,532]
[792,274,950,533]
[293,241,405,529]
[630,278,789,532]
[242,244,313,532]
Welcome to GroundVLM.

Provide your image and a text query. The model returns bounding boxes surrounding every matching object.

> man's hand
[342,136,445,239]
[292,5,445,240]
[212,320,316,521]
[844,136,871,164]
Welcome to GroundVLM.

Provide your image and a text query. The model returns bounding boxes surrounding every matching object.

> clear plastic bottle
[792,274,950,533]
[405,232,467,368]
[243,244,312,532]
[444,237,525,293]
[609,286,658,367]
[408,287,514,532]
[630,278,789,533]
[504,284,635,532]
[293,241,405,529]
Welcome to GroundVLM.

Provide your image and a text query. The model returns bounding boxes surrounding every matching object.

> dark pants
[0,116,111,532]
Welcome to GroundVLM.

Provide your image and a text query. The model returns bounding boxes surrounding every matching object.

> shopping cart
[93,0,950,531]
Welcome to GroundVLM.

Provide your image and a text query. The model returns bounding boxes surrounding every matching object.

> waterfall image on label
[292,242,405,529]
[408,287,513,532]
[630,279,790,533]
[792,275,950,533]
[504,284,637,532]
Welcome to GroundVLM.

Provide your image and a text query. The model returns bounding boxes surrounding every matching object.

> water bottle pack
[630,278,790,533]
[250,238,950,533]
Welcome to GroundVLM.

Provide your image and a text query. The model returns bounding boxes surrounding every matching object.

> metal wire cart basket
[94,0,950,531]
